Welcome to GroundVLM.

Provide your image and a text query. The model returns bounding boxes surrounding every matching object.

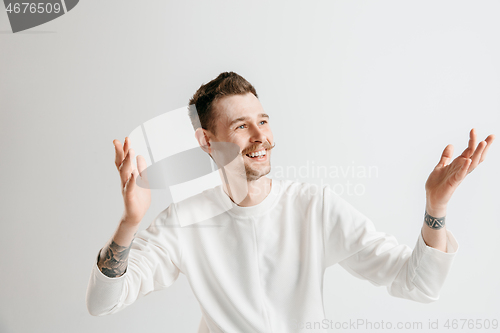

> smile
[245,148,267,160]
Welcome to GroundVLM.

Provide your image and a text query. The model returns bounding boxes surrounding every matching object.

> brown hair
[188,72,258,136]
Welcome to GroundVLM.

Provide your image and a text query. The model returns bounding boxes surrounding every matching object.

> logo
[3,0,79,33]
[128,105,248,227]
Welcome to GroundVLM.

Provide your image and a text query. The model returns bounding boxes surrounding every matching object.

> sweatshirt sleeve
[86,205,182,316]
[322,186,458,303]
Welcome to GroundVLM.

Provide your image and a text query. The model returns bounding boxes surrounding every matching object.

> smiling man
[192,83,275,207]
[86,72,495,333]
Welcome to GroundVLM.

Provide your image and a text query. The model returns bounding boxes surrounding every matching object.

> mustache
[242,142,276,155]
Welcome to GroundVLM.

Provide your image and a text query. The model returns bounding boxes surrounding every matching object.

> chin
[245,166,271,181]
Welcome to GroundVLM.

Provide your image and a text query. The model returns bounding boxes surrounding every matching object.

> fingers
[114,137,132,170]
[479,134,495,163]
[460,146,470,158]
[460,128,477,158]
[114,136,149,189]
[468,140,487,172]
[459,129,495,167]
[465,132,495,173]
[123,137,130,158]
[114,139,124,169]
[119,148,137,189]
[458,157,472,181]
[115,137,139,187]
[466,128,477,159]
[123,170,136,194]
[438,144,454,167]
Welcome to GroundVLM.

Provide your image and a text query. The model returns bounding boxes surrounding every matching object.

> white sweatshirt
[86,179,458,332]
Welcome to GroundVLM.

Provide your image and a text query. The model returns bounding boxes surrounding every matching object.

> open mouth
[245,149,267,160]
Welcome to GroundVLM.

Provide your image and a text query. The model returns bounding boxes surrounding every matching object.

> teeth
[247,149,266,157]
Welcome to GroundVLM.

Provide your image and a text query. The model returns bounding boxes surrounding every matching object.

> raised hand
[425,128,495,214]
[113,137,151,225]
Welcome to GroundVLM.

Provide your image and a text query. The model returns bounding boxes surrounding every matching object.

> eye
[236,124,246,130]
[259,120,267,125]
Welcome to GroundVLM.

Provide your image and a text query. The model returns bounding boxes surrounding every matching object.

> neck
[222,176,272,207]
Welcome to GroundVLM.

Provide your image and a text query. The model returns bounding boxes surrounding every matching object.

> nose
[249,123,267,143]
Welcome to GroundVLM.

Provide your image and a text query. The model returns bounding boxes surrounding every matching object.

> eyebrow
[228,113,269,127]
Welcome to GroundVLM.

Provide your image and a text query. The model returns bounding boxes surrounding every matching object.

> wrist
[120,212,143,227]
[425,197,447,217]
[425,205,447,218]
[119,217,141,231]
[424,209,446,230]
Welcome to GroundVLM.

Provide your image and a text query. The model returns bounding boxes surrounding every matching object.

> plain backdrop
[1,1,499,332]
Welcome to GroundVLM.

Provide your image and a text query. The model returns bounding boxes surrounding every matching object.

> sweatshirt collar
[215,178,281,218]
[174,178,282,227]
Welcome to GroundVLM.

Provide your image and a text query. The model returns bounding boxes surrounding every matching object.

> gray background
[1,1,499,332]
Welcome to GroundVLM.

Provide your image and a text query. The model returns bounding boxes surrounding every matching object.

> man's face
[209,92,273,181]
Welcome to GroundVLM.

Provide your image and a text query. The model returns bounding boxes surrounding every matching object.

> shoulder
[147,184,220,226]
[169,184,229,227]
[150,203,179,226]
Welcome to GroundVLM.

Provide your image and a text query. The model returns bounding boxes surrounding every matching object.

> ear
[195,127,212,154]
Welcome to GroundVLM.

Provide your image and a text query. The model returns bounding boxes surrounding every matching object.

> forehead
[214,92,264,123]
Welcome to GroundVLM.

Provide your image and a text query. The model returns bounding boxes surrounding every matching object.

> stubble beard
[243,159,271,181]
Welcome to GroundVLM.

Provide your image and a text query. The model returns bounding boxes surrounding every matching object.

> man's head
[188,72,274,181]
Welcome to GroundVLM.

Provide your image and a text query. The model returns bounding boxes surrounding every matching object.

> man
[86,72,495,332]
